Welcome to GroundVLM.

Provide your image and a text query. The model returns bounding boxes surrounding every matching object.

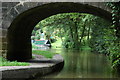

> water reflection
[36,49,118,78]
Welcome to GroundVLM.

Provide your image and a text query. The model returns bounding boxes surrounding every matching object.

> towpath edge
[0,54,64,79]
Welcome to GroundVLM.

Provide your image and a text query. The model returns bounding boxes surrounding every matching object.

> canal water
[34,48,118,79]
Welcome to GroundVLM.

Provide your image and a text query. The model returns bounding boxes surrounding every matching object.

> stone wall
[1,2,46,58]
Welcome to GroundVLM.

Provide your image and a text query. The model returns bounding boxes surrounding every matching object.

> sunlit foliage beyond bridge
[32,10,120,73]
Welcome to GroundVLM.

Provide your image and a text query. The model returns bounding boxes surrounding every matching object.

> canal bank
[0,54,64,79]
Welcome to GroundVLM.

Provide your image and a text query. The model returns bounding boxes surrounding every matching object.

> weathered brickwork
[1,2,46,57]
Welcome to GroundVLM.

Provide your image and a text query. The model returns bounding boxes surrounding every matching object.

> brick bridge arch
[6,2,112,61]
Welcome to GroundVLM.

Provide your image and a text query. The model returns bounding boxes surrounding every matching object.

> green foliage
[87,15,112,54]
[51,38,62,48]
[32,50,58,58]
[109,40,120,70]
[88,3,120,70]
[108,2,120,71]
[0,57,29,66]
[32,9,120,72]
[33,13,94,49]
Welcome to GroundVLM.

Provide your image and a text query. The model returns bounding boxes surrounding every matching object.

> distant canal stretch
[34,49,119,79]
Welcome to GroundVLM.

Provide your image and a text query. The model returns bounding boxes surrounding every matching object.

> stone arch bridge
[0,1,112,61]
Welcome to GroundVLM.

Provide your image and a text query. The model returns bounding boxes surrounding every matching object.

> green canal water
[35,49,119,78]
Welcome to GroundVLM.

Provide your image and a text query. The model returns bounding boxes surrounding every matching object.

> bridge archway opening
[7,2,112,61]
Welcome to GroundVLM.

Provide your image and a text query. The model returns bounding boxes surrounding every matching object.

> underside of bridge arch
[7,2,112,61]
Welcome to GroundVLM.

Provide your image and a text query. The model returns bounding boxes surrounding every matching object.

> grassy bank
[51,38,62,49]
[0,57,30,66]
[0,50,58,66]
[32,50,58,58]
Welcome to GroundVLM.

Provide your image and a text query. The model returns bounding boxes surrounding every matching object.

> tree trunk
[59,28,64,42]
[87,25,91,41]
[80,20,87,46]
[69,25,74,42]
[73,22,79,49]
